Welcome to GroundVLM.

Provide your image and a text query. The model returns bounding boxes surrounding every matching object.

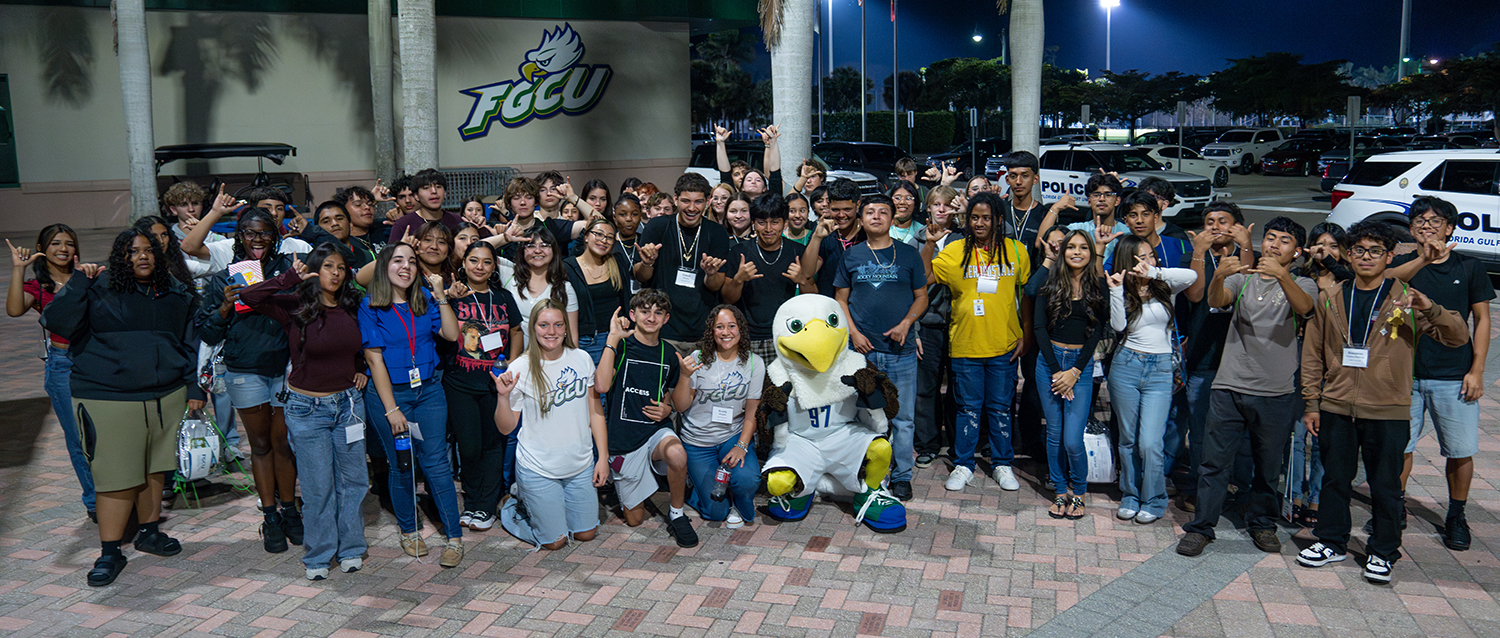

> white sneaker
[305,567,328,581]
[459,511,474,528]
[339,557,362,573]
[945,466,974,491]
[725,508,745,529]
[993,466,1020,491]
[468,511,495,531]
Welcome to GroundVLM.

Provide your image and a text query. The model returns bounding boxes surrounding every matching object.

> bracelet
[436,299,449,305]
[735,442,750,452]
[603,344,616,353]
[385,407,400,416]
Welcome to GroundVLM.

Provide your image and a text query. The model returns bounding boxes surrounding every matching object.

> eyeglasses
[588,230,615,243]
[892,195,915,202]
[1348,246,1387,258]
[240,230,276,239]
[1088,192,1119,199]
[1411,215,1446,228]
[524,243,553,252]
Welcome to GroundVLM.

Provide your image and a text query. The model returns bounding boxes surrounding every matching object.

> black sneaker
[1250,529,1281,553]
[261,511,288,554]
[915,453,935,469]
[280,508,304,546]
[891,480,913,501]
[87,553,127,587]
[1176,532,1212,557]
[1444,514,1471,551]
[133,531,182,557]
[666,515,699,548]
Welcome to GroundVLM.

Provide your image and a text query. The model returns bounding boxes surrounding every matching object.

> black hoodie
[196,252,301,376]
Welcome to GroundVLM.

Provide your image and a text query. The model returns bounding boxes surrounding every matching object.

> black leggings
[443,382,507,514]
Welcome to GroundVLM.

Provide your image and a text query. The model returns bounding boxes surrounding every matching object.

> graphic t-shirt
[605,336,681,455]
[507,348,597,479]
[682,351,765,448]
[1393,252,1495,380]
[721,240,802,341]
[834,241,927,355]
[446,288,523,393]
[931,237,1031,358]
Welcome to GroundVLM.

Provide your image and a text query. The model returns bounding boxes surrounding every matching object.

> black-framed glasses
[1411,215,1446,228]
[1088,191,1119,199]
[1348,246,1387,258]
[240,229,276,239]
[588,230,615,243]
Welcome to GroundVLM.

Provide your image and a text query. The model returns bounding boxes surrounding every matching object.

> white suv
[1027,144,1215,220]
[1200,128,1286,175]
[1326,149,1500,270]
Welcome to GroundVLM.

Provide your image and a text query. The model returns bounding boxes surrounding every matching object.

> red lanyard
[393,304,418,361]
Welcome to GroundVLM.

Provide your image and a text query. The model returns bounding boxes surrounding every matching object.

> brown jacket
[1301,281,1470,420]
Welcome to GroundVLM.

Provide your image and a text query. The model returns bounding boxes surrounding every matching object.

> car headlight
[1233,148,1243,154]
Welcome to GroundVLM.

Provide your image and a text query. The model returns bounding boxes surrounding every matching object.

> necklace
[675,221,702,265]
[1010,200,1038,240]
[868,241,894,268]
[754,239,783,266]
[618,236,638,262]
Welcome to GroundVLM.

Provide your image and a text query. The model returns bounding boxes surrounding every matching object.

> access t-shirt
[1394,252,1495,380]
[931,237,1031,358]
[446,288,523,393]
[636,216,733,341]
[507,348,597,480]
[605,335,681,455]
[834,241,927,355]
[681,351,766,448]
[1213,273,1319,396]
[722,240,802,341]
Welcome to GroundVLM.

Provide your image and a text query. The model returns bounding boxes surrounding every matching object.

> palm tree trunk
[768,0,813,189]
[113,0,155,223]
[398,0,437,171]
[1009,0,1043,155]
[369,0,396,181]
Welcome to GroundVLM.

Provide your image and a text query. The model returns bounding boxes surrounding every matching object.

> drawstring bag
[177,409,221,481]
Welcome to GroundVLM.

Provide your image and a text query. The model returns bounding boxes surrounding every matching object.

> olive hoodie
[1301,280,1469,420]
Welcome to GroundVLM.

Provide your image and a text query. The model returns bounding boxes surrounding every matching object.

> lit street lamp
[1101,0,1119,72]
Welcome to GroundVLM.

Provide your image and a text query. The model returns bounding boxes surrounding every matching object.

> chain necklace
[867,240,895,269]
[753,238,783,266]
[675,221,702,266]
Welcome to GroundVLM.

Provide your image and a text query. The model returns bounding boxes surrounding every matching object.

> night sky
[745,0,1500,108]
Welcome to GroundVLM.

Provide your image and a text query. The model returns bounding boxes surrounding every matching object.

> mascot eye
[787,319,805,334]
[827,313,840,328]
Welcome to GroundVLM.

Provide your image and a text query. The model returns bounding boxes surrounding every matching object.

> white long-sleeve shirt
[1110,266,1198,354]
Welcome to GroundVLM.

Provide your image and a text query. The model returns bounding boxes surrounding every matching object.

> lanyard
[393,304,418,361]
[472,291,491,325]
[1345,279,1389,345]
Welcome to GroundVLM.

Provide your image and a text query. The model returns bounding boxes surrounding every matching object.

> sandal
[1066,495,1086,520]
[1048,494,1070,519]
[1302,508,1318,527]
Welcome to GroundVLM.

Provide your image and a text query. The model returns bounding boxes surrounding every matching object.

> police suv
[1326,149,1500,270]
[1019,144,1216,220]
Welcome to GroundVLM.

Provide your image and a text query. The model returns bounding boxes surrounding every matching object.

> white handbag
[177,410,222,481]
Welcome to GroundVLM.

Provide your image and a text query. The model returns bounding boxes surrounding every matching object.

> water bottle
[710,463,732,501]
[393,431,412,471]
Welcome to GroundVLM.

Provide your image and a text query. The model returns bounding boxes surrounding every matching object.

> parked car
[1317,136,1406,175]
[927,137,1010,178]
[1289,129,1340,143]
[1040,134,1101,145]
[685,141,881,195]
[812,141,910,187]
[1139,144,1231,187]
[1326,149,1500,269]
[1259,139,1335,176]
[1410,134,1480,148]
[988,144,1215,221]
[1199,128,1287,174]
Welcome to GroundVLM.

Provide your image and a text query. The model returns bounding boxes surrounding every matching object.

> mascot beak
[521,62,542,83]
[776,319,848,373]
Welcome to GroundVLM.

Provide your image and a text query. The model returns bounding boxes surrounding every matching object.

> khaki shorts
[75,387,187,492]
[609,428,677,510]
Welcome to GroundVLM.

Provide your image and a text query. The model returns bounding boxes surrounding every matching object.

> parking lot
[1198,172,1332,233]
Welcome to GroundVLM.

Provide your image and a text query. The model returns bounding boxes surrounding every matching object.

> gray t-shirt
[1212,273,1318,397]
[680,350,765,448]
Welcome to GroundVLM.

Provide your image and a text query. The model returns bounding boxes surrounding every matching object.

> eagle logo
[520,25,584,83]
[458,22,613,140]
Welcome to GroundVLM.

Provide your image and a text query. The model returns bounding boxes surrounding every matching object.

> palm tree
[113,0,156,222]
[398,0,438,171]
[368,0,396,181]
[1007,0,1043,155]
[764,0,813,183]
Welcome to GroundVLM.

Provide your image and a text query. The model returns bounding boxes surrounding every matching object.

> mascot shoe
[853,486,908,534]
[767,492,814,522]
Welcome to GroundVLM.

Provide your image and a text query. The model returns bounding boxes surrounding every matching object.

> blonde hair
[524,300,576,414]
[581,218,622,291]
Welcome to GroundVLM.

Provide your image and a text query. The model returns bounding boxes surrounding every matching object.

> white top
[505,278,578,348]
[1109,265,1198,354]
[203,237,311,273]
[681,350,765,448]
[507,348,597,479]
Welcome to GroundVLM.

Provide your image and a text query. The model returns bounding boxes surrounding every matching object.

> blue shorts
[1408,379,1479,458]
[225,371,286,409]
[504,465,599,548]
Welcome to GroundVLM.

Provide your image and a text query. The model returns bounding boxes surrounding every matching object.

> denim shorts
[514,464,599,546]
[225,371,286,409]
[1408,378,1479,458]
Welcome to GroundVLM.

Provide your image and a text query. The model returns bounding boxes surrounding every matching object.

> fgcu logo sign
[458,23,612,140]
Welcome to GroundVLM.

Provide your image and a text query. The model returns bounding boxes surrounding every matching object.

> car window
[1156,147,1179,159]
[689,146,714,168]
[1254,132,1276,143]
[863,146,903,165]
[1067,151,1103,173]
[818,146,853,166]
[1418,160,1499,195]
[1039,151,1068,170]
[1072,149,1163,173]
[1218,131,1253,144]
[1346,161,1418,187]
[1179,148,1202,160]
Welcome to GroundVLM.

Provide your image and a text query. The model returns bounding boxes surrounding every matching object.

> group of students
[12,138,1489,588]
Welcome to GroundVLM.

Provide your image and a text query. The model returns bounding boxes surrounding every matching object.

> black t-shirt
[445,288,523,394]
[605,335,680,455]
[721,240,802,340]
[1183,248,1254,372]
[1393,252,1494,379]
[814,232,862,296]
[1345,280,1394,346]
[637,216,732,341]
[1004,199,1051,260]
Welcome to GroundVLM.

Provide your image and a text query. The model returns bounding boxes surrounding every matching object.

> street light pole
[860,0,867,141]
[1101,0,1120,72]
[893,0,899,147]
[1397,0,1411,80]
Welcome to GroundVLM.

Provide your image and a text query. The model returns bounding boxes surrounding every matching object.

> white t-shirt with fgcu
[681,350,765,448]
[507,348,596,479]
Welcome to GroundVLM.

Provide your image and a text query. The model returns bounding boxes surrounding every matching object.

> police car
[1017,144,1216,220]
[1326,149,1500,271]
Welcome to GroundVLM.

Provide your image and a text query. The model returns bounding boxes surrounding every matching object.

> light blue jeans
[363,372,462,538]
[501,464,598,550]
[1109,349,1174,517]
[867,350,918,483]
[1037,345,1094,495]
[684,436,760,522]
[46,346,93,511]
[952,353,1019,470]
[283,387,369,568]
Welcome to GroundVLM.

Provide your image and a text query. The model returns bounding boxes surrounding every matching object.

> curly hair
[233,208,281,271]
[958,192,1012,277]
[107,228,173,293]
[291,243,363,327]
[694,304,751,366]
[132,216,195,288]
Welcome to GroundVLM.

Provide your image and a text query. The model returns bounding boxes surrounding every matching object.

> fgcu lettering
[458,23,613,140]
[542,367,589,410]
[698,371,750,404]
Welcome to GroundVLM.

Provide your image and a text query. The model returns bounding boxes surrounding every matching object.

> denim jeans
[1109,349,1174,517]
[913,323,953,455]
[1291,416,1323,505]
[684,436,760,522]
[577,331,610,367]
[211,389,241,450]
[45,346,93,510]
[867,350,918,483]
[951,353,1018,470]
[363,372,462,538]
[501,465,598,550]
[283,387,369,568]
[1166,368,1215,495]
[1037,345,1094,495]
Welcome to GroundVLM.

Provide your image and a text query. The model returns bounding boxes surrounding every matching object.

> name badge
[480,330,506,354]
[345,423,365,445]
[408,421,424,441]
[408,367,422,387]
[1342,347,1369,369]
[977,276,999,294]
[973,299,985,316]
[712,406,734,424]
[675,268,697,288]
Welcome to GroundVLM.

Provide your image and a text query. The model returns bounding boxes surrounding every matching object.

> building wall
[0,6,690,233]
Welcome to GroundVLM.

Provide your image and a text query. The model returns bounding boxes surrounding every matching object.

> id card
[480,330,506,354]
[408,367,422,387]
[345,423,365,445]
[1341,346,1369,369]
[675,268,697,288]
[712,406,734,424]
[973,299,985,316]
[408,421,424,441]
[977,276,999,294]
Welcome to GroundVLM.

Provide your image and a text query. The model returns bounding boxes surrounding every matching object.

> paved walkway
[1,228,1498,637]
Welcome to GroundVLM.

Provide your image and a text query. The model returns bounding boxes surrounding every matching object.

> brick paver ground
[1,228,1497,637]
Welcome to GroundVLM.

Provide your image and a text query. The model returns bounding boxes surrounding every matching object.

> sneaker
[725,508,745,530]
[280,508,304,546]
[86,553,127,587]
[1176,532,1212,557]
[1363,555,1393,583]
[1250,529,1281,553]
[944,466,974,491]
[133,530,183,557]
[915,453,935,469]
[400,532,429,557]
[468,511,495,531]
[1116,507,1139,521]
[853,486,909,534]
[1133,511,1159,525]
[339,557,362,573]
[891,480,913,501]
[305,567,328,581]
[992,466,1020,491]
[460,511,475,528]
[439,538,463,568]
[261,511,288,554]
[1296,542,1346,568]
[766,492,813,522]
[667,515,699,548]
[1444,514,1471,551]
